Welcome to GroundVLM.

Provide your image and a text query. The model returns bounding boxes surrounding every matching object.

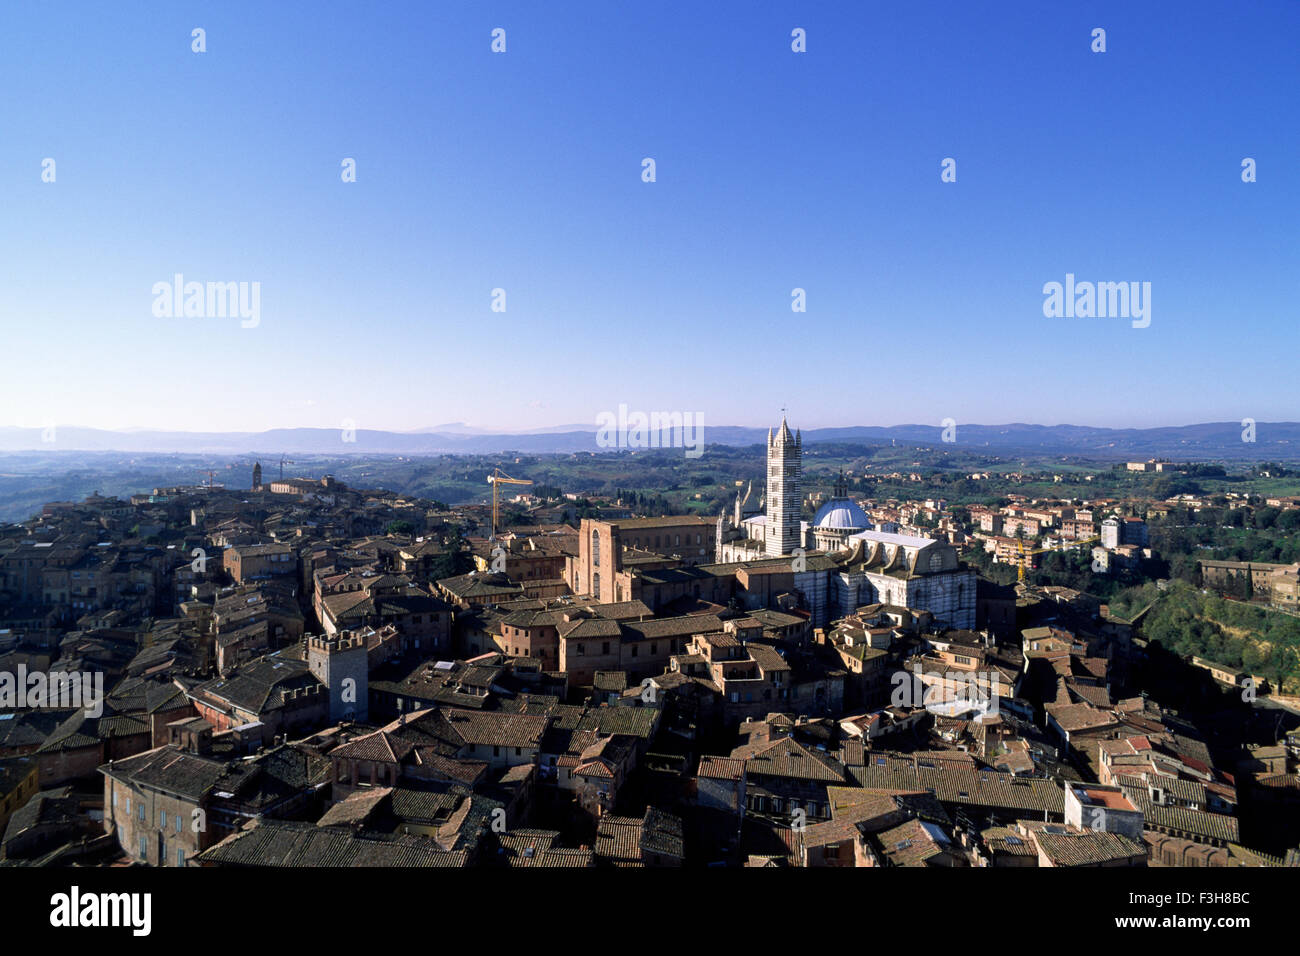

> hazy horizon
[3,416,1299,436]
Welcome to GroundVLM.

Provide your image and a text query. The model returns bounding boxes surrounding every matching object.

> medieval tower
[765,417,802,556]
[307,633,369,723]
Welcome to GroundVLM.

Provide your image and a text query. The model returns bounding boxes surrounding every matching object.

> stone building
[830,531,976,630]
[306,633,369,723]
[574,516,716,603]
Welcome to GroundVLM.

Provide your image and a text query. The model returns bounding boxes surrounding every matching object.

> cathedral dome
[812,498,870,531]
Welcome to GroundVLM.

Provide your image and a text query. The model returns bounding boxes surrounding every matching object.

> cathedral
[715,417,804,563]
[715,417,871,561]
[714,416,976,630]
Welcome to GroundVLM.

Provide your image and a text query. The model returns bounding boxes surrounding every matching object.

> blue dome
[813,498,870,531]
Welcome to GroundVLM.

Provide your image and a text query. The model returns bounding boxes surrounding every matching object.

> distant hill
[1,421,1297,459]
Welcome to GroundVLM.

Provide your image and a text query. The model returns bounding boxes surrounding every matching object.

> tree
[1253,507,1280,530]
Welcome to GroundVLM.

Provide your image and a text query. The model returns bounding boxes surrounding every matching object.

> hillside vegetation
[1138,582,1300,694]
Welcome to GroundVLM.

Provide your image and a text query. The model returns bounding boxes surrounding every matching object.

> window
[515,747,522,756]
[176,816,183,834]
[631,646,638,657]
[138,804,145,822]
[139,836,148,859]
[602,642,610,655]
[177,848,186,867]
[591,530,601,566]
[493,746,500,757]
[160,810,167,828]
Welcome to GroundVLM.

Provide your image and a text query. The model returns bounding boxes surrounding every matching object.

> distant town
[2,421,1299,868]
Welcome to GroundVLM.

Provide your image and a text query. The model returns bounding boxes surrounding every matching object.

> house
[1,785,101,861]
[730,735,848,825]
[1015,820,1146,867]
[223,543,297,585]
[794,790,918,867]
[324,706,549,816]
[187,651,329,743]
[593,807,684,867]
[1064,783,1144,839]
[196,817,471,867]
[100,720,330,866]
[0,756,39,836]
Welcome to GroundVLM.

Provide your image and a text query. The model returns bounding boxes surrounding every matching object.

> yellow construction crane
[487,468,533,536]
[1016,534,1102,582]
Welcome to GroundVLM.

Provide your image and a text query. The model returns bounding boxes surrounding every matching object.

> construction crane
[278,455,295,481]
[486,468,532,536]
[1016,534,1102,582]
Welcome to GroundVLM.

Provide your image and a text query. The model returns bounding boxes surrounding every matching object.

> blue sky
[1,1,1296,434]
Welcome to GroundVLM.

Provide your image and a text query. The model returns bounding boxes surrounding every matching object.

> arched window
[591,529,601,566]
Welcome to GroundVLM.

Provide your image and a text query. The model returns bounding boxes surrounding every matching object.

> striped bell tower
[765,417,802,556]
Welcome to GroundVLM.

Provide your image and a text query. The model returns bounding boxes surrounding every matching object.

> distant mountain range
[0,422,1296,459]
